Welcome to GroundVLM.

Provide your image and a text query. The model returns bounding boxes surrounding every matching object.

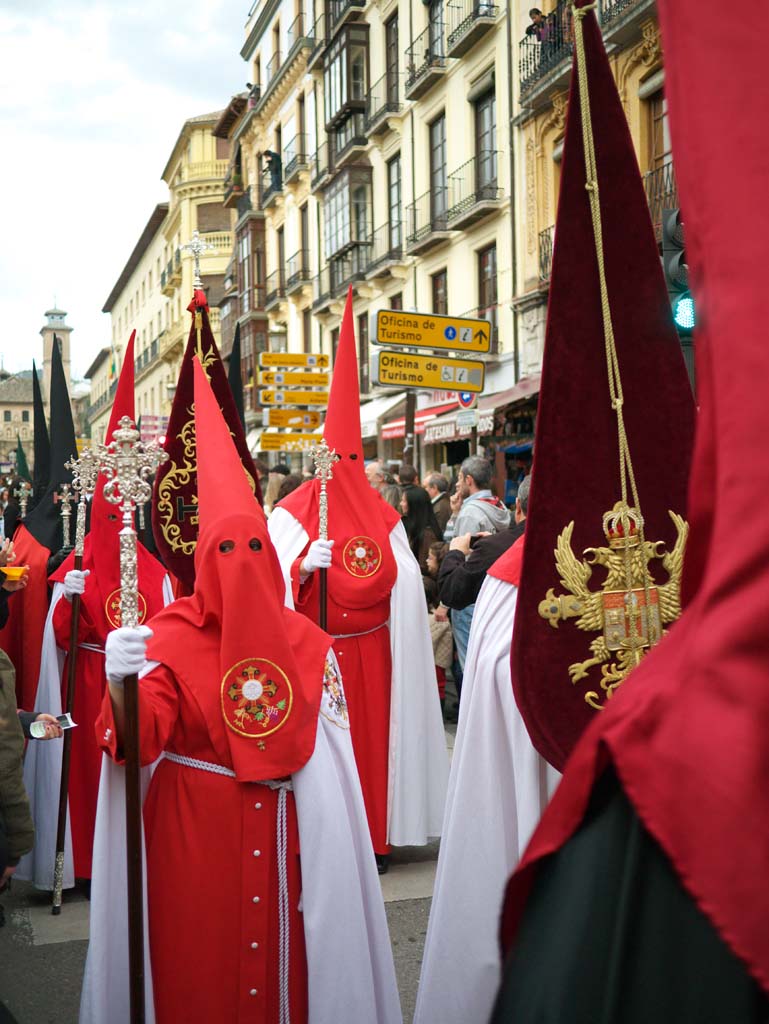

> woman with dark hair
[400,486,443,574]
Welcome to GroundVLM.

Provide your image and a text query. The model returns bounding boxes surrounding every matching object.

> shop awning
[478,374,541,416]
[360,392,405,438]
[381,400,458,440]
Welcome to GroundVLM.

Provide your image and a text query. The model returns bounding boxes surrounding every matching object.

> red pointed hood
[51,331,167,636]
[278,289,400,610]
[146,359,330,781]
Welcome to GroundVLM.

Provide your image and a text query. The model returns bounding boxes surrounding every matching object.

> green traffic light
[673,292,696,331]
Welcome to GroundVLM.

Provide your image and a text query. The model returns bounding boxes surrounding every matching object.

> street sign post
[373,311,492,353]
[259,370,330,388]
[259,389,329,406]
[259,352,330,368]
[260,432,320,451]
[372,350,485,392]
[262,408,323,429]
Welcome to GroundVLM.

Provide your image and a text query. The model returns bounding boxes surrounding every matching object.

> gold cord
[571,1,650,665]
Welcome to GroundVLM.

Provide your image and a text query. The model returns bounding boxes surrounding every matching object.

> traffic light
[662,208,696,335]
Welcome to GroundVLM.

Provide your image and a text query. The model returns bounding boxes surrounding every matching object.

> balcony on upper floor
[446,152,504,230]
[406,189,453,255]
[364,72,403,138]
[287,12,314,62]
[446,0,498,58]
[643,162,678,244]
[327,0,367,35]
[332,113,367,169]
[223,169,246,209]
[538,225,555,283]
[180,160,229,183]
[365,222,408,280]
[284,133,310,185]
[286,250,312,295]
[329,244,371,297]
[406,23,450,101]
[311,142,334,193]
[312,265,333,313]
[599,0,656,45]
[262,163,283,210]
[265,269,286,310]
[518,0,573,101]
[307,10,328,70]
[170,248,182,285]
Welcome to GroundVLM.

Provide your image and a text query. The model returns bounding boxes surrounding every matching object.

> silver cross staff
[182,229,217,290]
[66,448,100,558]
[97,417,168,628]
[308,437,340,541]
[15,483,29,518]
[57,483,75,549]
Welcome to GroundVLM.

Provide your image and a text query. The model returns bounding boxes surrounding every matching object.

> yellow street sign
[260,370,330,388]
[259,389,329,406]
[260,433,320,451]
[259,352,330,368]
[263,409,323,429]
[374,310,492,353]
[372,350,485,393]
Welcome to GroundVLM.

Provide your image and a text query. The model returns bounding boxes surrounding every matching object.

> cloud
[0,0,247,380]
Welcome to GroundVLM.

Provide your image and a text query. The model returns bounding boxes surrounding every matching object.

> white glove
[105,626,153,685]
[300,539,334,576]
[63,569,90,601]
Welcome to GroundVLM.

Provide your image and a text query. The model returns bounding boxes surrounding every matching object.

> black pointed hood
[24,338,77,554]
[28,360,50,514]
[228,323,246,431]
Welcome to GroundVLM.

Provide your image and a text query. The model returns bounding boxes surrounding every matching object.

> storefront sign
[372,351,485,392]
[374,311,492,353]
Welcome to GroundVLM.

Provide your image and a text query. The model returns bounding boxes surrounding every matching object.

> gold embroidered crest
[538,502,687,710]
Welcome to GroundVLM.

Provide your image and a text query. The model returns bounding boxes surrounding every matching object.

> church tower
[40,307,72,410]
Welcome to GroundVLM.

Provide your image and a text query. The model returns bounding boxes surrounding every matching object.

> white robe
[79,651,402,1024]
[269,508,449,847]
[414,575,561,1024]
[17,577,173,891]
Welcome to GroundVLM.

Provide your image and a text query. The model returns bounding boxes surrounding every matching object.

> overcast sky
[0,0,250,380]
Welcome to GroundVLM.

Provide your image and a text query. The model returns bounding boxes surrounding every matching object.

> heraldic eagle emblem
[538,501,688,710]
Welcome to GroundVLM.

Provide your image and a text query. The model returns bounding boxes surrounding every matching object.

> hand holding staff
[98,417,167,1024]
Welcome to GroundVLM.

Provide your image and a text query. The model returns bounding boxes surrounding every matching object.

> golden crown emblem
[602,502,643,549]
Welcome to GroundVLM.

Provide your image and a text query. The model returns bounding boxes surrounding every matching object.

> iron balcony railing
[286,249,311,290]
[447,152,502,220]
[518,0,573,95]
[308,11,328,67]
[265,269,286,307]
[311,141,334,189]
[327,0,366,30]
[539,225,555,282]
[406,23,447,93]
[262,165,283,206]
[332,112,367,163]
[366,221,404,274]
[329,245,371,294]
[447,0,498,51]
[599,0,645,26]
[284,133,309,181]
[287,11,312,57]
[266,50,282,87]
[643,162,678,243]
[407,187,451,247]
[365,71,402,131]
[312,266,332,309]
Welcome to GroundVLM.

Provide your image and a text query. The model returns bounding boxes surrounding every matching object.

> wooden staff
[308,438,339,631]
[99,418,167,1024]
[52,454,98,915]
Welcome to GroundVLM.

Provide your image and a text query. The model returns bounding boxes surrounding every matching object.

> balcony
[223,170,246,209]
[286,12,313,62]
[446,0,498,57]
[170,248,182,286]
[265,270,286,310]
[312,266,333,313]
[364,72,402,137]
[406,24,450,100]
[333,113,367,169]
[311,142,334,192]
[327,0,366,33]
[266,50,282,90]
[262,168,283,209]
[447,153,503,229]
[538,225,554,282]
[161,268,171,296]
[181,160,229,183]
[643,162,678,244]
[518,0,573,99]
[599,0,655,43]
[365,222,408,280]
[284,133,310,185]
[307,11,328,70]
[329,245,370,296]
[161,318,187,362]
[286,250,312,294]
[406,189,452,255]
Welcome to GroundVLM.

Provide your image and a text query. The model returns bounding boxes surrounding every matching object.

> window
[323,169,372,259]
[303,308,312,354]
[390,292,403,310]
[648,90,672,172]
[478,243,498,343]
[215,136,230,160]
[239,230,252,313]
[430,114,447,223]
[331,327,340,365]
[324,26,369,127]
[3,411,10,423]
[385,15,399,102]
[432,269,448,315]
[22,410,29,423]
[277,226,285,286]
[474,90,497,189]
[358,313,369,394]
[429,0,445,58]
[387,154,401,249]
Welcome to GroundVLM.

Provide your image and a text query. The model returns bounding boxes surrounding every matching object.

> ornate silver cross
[308,438,339,541]
[66,448,100,557]
[182,229,217,290]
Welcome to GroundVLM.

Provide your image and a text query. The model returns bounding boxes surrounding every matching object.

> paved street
[0,725,455,1023]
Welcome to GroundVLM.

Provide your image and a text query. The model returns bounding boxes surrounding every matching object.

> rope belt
[331,622,387,640]
[78,642,105,654]
[162,752,293,1022]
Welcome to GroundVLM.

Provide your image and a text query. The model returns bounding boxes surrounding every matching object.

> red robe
[97,664,310,1024]
[0,525,51,708]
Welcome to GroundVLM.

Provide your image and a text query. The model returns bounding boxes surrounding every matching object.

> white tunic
[414,574,561,1024]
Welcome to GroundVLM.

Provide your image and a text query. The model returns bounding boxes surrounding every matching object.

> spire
[322,287,363,461]
[30,361,50,509]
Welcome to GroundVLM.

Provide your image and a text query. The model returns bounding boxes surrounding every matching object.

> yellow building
[513,0,671,365]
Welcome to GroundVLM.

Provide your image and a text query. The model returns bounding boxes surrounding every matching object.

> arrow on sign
[474,328,488,346]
